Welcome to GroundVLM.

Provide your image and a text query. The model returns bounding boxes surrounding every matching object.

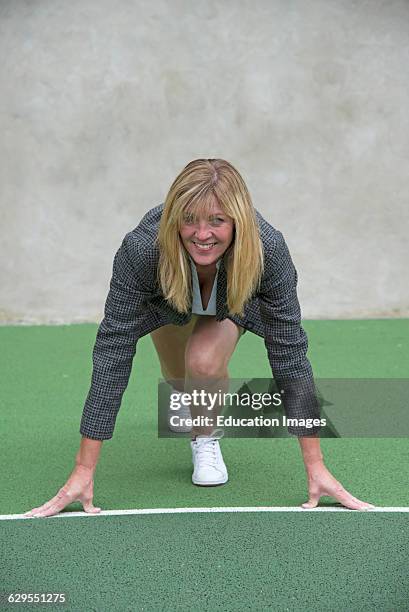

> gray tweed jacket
[80,203,320,440]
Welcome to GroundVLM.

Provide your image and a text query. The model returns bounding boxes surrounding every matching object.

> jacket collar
[215,256,228,321]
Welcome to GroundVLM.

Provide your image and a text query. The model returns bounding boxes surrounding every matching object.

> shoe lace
[195,438,218,467]
[194,429,224,468]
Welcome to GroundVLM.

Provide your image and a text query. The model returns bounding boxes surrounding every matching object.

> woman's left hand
[302,462,375,511]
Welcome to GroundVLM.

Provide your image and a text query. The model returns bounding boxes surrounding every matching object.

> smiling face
[179,200,235,270]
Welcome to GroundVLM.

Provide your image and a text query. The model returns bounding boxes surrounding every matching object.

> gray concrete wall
[1,0,408,323]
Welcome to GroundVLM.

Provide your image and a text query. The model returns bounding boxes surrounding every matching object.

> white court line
[1,506,409,520]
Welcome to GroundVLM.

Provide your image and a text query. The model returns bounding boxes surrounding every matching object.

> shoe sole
[192,477,228,487]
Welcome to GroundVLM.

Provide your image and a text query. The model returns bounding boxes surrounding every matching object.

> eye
[183,214,194,224]
[210,217,224,224]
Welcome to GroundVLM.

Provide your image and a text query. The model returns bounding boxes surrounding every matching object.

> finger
[30,490,74,518]
[30,496,71,518]
[354,500,376,511]
[344,496,376,510]
[342,492,376,509]
[24,487,70,517]
[32,502,66,518]
[23,508,40,517]
[24,502,56,517]
[331,487,372,511]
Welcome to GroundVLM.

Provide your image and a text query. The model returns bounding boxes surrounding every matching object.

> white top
[189,256,221,315]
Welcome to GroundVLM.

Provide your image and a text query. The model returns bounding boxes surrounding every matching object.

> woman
[24,159,374,517]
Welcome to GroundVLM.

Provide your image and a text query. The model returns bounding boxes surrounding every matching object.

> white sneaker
[191,431,228,486]
[167,389,192,433]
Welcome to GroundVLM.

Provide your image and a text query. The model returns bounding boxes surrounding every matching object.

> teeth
[194,242,216,250]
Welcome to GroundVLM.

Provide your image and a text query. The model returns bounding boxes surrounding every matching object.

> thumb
[78,482,101,514]
[82,501,102,514]
[79,493,101,513]
[302,491,321,509]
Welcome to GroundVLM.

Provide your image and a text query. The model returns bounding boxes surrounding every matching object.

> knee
[185,351,226,379]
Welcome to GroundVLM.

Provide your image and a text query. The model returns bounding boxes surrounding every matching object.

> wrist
[75,459,97,474]
[76,437,102,471]
[303,455,325,476]
[298,436,323,468]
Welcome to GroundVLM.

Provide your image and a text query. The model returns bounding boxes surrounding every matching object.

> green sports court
[1,319,408,610]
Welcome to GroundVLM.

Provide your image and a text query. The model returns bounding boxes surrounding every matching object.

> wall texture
[1,0,408,323]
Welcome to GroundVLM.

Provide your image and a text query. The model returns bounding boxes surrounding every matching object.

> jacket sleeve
[258,230,321,436]
[79,234,152,440]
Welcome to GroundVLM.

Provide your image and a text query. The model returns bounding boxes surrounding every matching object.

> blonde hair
[156,158,264,317]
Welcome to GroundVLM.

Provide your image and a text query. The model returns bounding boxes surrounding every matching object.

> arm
[24,236,152,518]
[258,230,321,437]
[80,233,153,441]
[24,435,104,518]
[258,231,374,510]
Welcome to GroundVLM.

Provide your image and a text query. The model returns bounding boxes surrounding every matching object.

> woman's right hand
[23,464,101,518]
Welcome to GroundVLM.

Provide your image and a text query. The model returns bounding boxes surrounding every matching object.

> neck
[190,256,221,278]
[195,263,216,278]
[190,257,220,282]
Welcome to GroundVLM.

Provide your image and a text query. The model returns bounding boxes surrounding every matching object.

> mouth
[192,241,218,251]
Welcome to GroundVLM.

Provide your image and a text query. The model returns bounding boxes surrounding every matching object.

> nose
[193,221,214,241]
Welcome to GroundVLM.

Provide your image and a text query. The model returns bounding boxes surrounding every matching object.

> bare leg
[150,315,199,392]
[184,316,243,436]
[151,315,244,435]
